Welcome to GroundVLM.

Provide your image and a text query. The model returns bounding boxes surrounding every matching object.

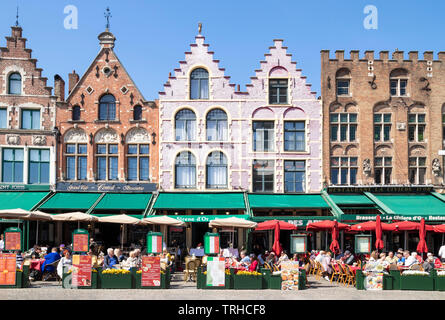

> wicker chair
[183,257,201,282]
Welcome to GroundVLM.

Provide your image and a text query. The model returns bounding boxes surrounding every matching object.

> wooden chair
[309,259,317,275]
[330,263,343,284]
[343,265,356,287]
[314,261,324,280]
[263,262,272,271]
[183,258,200,282]
[337,264,349,286]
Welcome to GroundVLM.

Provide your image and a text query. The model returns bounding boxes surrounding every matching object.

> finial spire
[198,22,202,35]
[104,7,112,30]
[15,6,19,27]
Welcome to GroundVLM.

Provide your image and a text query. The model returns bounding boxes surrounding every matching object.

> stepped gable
[0,26,52,96]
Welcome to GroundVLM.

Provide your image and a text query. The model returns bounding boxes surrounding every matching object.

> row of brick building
[1,23,445,252]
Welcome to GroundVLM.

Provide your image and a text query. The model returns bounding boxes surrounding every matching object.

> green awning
[0,192,49,210]
[92,213,144,219]
[248,194,330,209]
[373,193,445,216]
[94,193,151,211]
[40,192,102,210]
[153,193,246,210]
[329,194,375,206]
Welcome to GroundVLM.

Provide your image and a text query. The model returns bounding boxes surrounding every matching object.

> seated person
[16,251,24,269]
[423,253,435,272]
[265,252,277,266]
[122,251,138,270]
[57,250,72,279]
[277,251,289,266]
[40,247,61,277]
[321,252,332,281]
[404,251,418,267]
[385,251,398,265]
[87,246,99,268]
[239,250,250,268]
[114,249,126,263]
[248,254,259,272]
[343,250,355,265]
[103,248,118,269]
[378,253,389,267]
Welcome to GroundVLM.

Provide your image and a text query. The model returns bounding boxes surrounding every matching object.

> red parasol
[349,220,396,232]
[375,215,384,250]
[255,220,297,231]
[433,224,445,233]
[329,220,340,254]
[271,221,282,256]
[416,218,428,253]
[306,220,350,231]
[389,221,434,231]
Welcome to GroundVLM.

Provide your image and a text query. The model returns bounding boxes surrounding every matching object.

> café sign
[56,182,157,193]
[328,185,433,193]
[0,184,50,191]
[342,214,445,222]
[167,215,250,223]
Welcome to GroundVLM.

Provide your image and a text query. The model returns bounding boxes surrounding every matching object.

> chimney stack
[68,70,79,94]
[54,75,65,102]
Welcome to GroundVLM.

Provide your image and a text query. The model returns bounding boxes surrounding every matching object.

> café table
[30,259,45,271]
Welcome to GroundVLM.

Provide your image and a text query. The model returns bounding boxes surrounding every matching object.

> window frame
[252,159,275,192]
[269,79,288,105]
[206,109,228,141]
[98,94,117,121]
[175,151,197,189]
[126,143,150,181]
[8,73,22,95]
[284,160,306,193]
[374,113,392,142]
[20,109,41,130]
[408,113,426,142]
[330,156,358,185]
[336,79,350,96]
[253,120,275,152]
[28,149,50,184]
[206,151,228,189]
[95,143,119,181]
[390,78,408,97]
[65,143,88,181]
[408,156,427,185]
[283,121,306,152]
[190,68,209,100]
[2,148,24,183]
[175,109,196,141]
[374,156,392,185]
[330,113,357,142]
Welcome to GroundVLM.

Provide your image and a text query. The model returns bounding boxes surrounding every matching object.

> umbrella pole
[36,221,39,245]
[121,224,123,250]
[78,221,80,229]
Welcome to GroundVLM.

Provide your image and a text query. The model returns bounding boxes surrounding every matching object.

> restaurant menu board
[72,255,92,287]
[4,231,21,251]
[355,235,371,254]
[142,256,161,287]
[281,261,299,291]
[73,233,89,253]
[206,257,225,287]
[0,253,16,286]
[290,235,307,254]
[364,272,383,291]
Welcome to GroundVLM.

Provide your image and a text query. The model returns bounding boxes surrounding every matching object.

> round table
[30,259,45,271]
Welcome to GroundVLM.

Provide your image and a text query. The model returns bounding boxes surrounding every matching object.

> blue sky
[0,0,444,99]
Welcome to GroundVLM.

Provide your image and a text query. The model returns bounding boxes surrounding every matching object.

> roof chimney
[54,75,65,102]
[68,70,79,94]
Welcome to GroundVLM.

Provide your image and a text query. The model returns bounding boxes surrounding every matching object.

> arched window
[175,151,196,189]
[99,94,116,120]
[8,73,21,95]
[206,151,227,189]
[190,68,209,99]
[133,105,142,121]
[72,105,81,121]
[175,109,196,141]
[390,69,408,96]
[336,68,351,96]
[206,109,227,141]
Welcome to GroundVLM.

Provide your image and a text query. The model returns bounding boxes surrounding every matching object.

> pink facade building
[158,33,322,193]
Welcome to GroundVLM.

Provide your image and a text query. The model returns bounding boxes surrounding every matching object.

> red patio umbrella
[272,221,282,256]
[416,218,428,253]
[375,215,384,251]
[389,221,434,231]
[433,224,445,233]
[306,220,350,231]
[349,220,396,232]
[255,220,296,256]
[329,220,340,254]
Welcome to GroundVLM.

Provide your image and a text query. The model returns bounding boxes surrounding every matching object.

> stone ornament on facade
[363,158,372,176]
[32,135,46,145]
[126,127,150,143]
[64,127,88,143]
[432,158,441,177]
[6,134,20,145]
[95,128,118,143]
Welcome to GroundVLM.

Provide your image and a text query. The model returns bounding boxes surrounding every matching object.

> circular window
[103,67,112,76]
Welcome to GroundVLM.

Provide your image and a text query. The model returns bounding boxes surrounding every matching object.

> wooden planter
[99,272,132,289]
[298,270,307,290]
[389,270,401,290]
[434,276,445,291]
[197,270,233,289]
[400,274,434,291]
[355,271,365,290]
[62,271,98,289]
[233,275,262,290]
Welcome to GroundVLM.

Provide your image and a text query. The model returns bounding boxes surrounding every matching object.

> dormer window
[336,68,351,96]
[190,68,209,100]
[99,94,116,120]
[269,79,288,104]
[390,69,408,96]
[72,106,81,121]
[8,73,21,95]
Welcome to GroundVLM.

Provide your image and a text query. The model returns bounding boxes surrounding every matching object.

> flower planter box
[233,275,262,290]
[197,270,233,289]
[62,271,98,289]
[383,274,393,290]
[356,271,365,290]
[434,275,445,291]
[298,270,306,290]
[400,274,434,291]
[99,272,132,289]
[389,270,401,290]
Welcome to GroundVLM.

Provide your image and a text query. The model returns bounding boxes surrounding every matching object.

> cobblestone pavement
[2,274,445,300]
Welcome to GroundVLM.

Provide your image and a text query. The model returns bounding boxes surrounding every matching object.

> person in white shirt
[0,234,4,252]
[315,251,325,263]
[438,245,445,262]
[404,252,418,267]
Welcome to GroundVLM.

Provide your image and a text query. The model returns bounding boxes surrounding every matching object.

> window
[206,151,227,189]
[206,109,227,141]
[2,148,23,183]
[127,144,149,181]
[409,157,426,185]
[253,121,274,152]
[175,109,196,141]
[284,160,305,192]
[21,109,40,130]
[374,114,392,142]
[29,149,50,184]
[284,121,305,151]
[330,157,358,185]
[269,79,288,104]
[133,105,142,121]
[98,94,116,120]
[252,160,274,192]
[375,157,392,184]
[8,73,21,95]
[65,143,87,180]
[72,106,81,121]
[96,144,118,180]
[190,68,209,100]
[0,109,7,128]
[390,69,408,97]
[408,113,426,142]
[336,68,351,96]
[175,151,196,189]
[330,113,357,142]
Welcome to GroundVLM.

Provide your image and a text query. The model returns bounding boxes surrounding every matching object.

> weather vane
[198,22,202,34]
[105,7,112,30]
[15,6,19,27]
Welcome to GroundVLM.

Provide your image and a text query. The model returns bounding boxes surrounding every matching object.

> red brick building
[55,28,159,185]
[0,26,56,187]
